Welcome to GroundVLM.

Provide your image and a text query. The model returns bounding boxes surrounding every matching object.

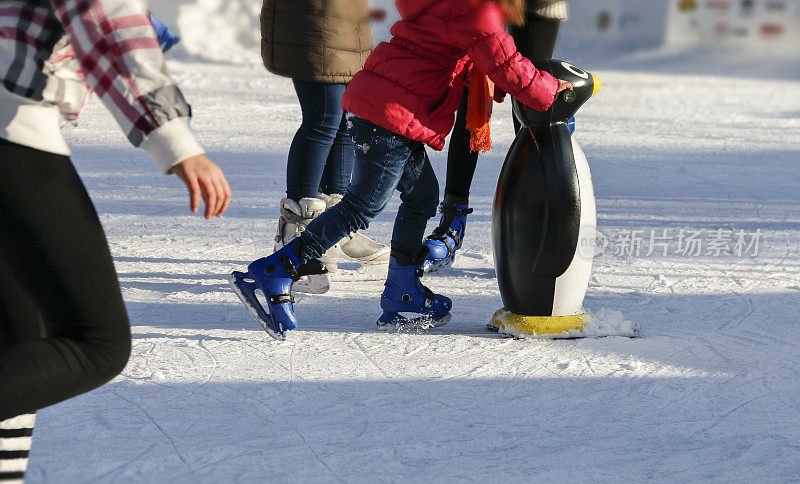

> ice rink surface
[24,45,800,482]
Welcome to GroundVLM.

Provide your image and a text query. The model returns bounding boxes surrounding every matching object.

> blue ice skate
[378,253,452,329]
[422,203,473,273]
[229,240,303,341]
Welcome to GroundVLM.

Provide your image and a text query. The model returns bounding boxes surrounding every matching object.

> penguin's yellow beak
[591,73,602,97]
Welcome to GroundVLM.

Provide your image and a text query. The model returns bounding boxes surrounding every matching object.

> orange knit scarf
[466,69,495,153]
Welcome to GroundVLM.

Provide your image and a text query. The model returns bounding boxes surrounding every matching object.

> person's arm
[48,0,229,218]
[453,3,564,111]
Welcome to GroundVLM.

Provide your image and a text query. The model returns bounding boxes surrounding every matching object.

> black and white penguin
[491,60,601,336]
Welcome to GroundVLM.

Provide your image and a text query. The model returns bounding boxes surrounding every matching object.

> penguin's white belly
[551,135,597,316]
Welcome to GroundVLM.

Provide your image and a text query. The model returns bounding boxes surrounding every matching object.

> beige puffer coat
[260,0,373,84]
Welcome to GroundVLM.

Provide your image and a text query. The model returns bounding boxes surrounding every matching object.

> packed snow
[21,4,800,483]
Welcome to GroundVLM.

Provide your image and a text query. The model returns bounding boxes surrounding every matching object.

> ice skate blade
[377,312,451,331]
[228,272,285,341]
[492,309,586,337]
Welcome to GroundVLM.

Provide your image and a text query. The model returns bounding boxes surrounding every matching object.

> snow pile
[148,0,399,64]
[566,308,641,338]
[148,0,262,64]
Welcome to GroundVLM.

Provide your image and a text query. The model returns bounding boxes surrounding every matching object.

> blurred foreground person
[230,0,572,339]
[261,0,390,293]
[422,0,569,272]
[0,2,229,481]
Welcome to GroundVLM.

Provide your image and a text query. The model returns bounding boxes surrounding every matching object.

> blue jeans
[299,116,439,262]
[286,80,354,201]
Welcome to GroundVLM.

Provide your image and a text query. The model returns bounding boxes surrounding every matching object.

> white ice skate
[319,193,390,282]
[274,197,333,294]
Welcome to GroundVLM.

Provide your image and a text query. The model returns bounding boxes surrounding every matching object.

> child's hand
[169,154,231,219]
[557,80,573,93]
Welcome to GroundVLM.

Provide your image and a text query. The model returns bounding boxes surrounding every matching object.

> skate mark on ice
[717,294,755,331]
[698,395,762,434]
[113,255,249,265]
[92,442,158,482]
[350,337,468,423]
[351,337,393,381]
[290,428,346,484]
[109,388,191,469]
[459,251,490,261]
[351,336,523,425]
[240,340,358,404]
[238,339,367,481]
[405,343,429,357]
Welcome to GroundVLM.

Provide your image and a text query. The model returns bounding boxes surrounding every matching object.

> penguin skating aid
[491,60,640,338]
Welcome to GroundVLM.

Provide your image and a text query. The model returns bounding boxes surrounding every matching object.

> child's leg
[299,118,414,262]
[232,117,409,338]
[314,112,389,280]
[392,146,440,261]
[379,144,452,328]
[422,92,476,272]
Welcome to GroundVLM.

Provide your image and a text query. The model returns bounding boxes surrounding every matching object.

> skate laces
[280,210,309,223]
[415,268,437,308]
[296,259,329,277]
[427,227,460,254]
[280,202,317,223]
[429,204,472,243]
[439,204,475,218]
[429,225,449,240]
[279,254,301,281]
[421,284,435,308]
[437,204,473,217]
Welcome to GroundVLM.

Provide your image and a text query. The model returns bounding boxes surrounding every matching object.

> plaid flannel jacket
[0,0,203,172]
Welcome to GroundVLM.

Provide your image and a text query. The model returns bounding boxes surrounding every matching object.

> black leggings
[443,90,477,206]
[443,15,561,205]
[0,138,131,420]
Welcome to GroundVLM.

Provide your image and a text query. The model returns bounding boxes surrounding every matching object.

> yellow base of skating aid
[491,309,588,336]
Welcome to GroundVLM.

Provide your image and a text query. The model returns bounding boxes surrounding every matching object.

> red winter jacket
[342,0,559,151]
